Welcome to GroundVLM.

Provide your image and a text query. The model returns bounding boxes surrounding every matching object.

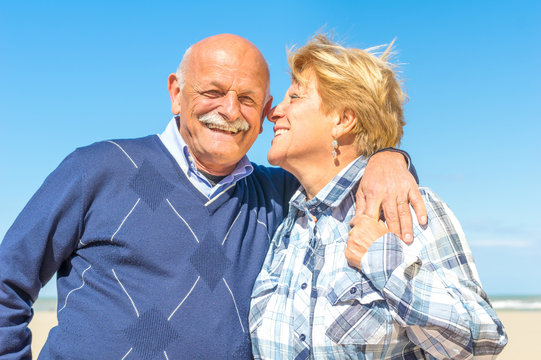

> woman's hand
[345,214,390,270]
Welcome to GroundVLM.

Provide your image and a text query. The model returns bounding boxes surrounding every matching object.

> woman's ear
[335,109,357,138]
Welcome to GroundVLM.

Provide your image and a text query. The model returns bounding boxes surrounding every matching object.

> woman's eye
[289,93,300,100]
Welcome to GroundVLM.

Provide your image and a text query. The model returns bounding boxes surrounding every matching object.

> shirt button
[350,287,357,294]
[299,334,306,341]
[301,283,307,290]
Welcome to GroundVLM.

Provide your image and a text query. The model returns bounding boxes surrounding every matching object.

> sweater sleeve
[361,188,507,359]
[370,147,419,184]
[0,150,85,358]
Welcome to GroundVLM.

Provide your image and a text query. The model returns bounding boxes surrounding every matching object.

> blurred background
[1,0,540,357]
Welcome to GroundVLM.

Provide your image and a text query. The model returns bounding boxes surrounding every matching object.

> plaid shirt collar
[289,156,368,217]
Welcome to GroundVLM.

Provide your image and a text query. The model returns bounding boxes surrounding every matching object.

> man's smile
[204,122,243,134]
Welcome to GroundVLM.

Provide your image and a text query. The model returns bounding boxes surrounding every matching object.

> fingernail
[421,216,427,224]
[405,233,412,243]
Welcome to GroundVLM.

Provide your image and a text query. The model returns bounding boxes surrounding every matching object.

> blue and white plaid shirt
[249,157,507,359]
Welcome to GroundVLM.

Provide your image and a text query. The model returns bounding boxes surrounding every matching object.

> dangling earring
[332,137,338,159]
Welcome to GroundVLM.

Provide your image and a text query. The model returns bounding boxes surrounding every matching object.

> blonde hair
[288,34,406,156]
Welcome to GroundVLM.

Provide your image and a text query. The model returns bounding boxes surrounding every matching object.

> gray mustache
[198,111,250,132]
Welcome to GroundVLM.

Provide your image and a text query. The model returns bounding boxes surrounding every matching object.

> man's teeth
[275,129,289,136]
[206,124,239,134]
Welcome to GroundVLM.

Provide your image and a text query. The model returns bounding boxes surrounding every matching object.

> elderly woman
[249,36,507,359]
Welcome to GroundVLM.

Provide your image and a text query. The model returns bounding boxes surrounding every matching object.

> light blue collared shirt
[158,116,253,200]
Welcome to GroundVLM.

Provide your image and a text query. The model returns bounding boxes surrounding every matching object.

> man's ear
[260,95,273,134]
[168,73,182,115]
[336,109,357,138]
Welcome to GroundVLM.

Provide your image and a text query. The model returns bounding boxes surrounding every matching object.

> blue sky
[1,0,539,297]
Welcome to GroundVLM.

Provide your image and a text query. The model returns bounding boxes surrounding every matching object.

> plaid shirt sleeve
[361,187,508,359]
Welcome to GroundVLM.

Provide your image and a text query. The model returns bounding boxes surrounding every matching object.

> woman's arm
[347,187,507,359]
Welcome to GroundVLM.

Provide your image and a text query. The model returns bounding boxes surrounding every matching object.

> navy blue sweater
[0,135,298,359]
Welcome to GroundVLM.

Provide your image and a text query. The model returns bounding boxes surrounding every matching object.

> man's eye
[203,90,223,98]
[239,96,255,105]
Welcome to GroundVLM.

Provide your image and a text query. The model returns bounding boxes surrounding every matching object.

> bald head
[176,34,270,101]
[167,34,274,175]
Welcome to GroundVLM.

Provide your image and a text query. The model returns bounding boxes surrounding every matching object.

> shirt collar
[158,116,253,196]
[290,156,368,215]
[158,117,193,176]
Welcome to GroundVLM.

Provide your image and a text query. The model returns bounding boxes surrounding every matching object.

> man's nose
[218,91,242,121]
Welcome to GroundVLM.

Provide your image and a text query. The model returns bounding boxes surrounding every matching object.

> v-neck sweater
[0,135,298,359]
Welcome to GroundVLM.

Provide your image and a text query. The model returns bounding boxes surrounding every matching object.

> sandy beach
[27,310,536,358]
[28,311,56,357]
[494,311,540,359]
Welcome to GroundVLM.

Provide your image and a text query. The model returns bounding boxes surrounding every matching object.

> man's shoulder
[70,135,166,165]
[250,163,297,185]
[63,135,164,177]
[250,163,288,177]
[247,163,299,204]
[75,135,160,158]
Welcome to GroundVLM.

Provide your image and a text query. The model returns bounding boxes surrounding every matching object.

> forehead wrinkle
[187,35,269,101]
[204,67,265,100]
[205,78,262,98]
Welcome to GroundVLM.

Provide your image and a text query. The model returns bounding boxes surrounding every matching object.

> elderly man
[0,34,423,359]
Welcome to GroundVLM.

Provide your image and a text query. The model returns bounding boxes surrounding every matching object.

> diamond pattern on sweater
[189,232,232,291]
[129,159,174,211]
[122,307,180,358]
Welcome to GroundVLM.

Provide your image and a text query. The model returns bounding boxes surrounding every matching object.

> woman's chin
[267,150,286,168]
[267,154,281,166]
